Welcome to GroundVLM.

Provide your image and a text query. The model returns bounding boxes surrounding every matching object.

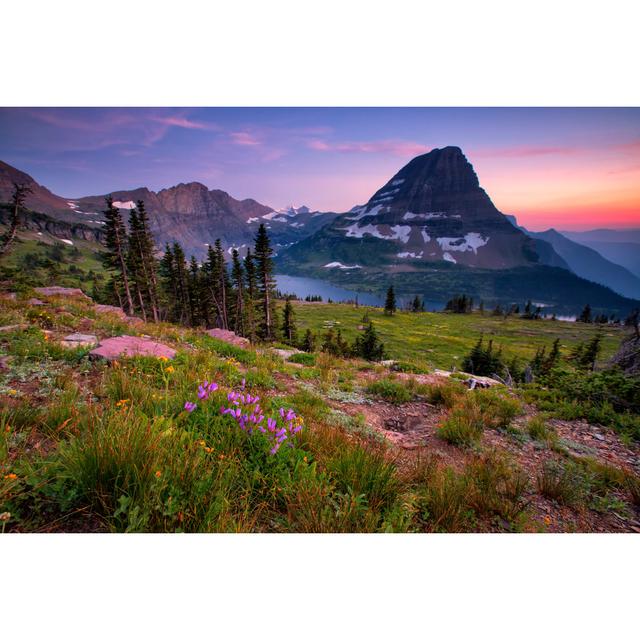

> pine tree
[244,248,258,342]
[102,196,135,315]
[0,183,32,260]
[171,242,190,325]
[126,208,148,321]
[353,321,385,361]
[254,224,276,340]
[281,297,297,344]
[134,200,160,322]
[204,241,230,329]
[230,249,245,336]
[578,304,592,323]
[301,328,315,352]
[411,295,422,312]
[384,285,396,315]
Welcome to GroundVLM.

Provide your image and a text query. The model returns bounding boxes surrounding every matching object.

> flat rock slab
[90,335,177,361]
[28,298,45,306]
[0,324,27,333]
[34,286,91,300]
[433,369,501,387]
[205,328,250,348]
[95,304,127,319]
[61,333,99,348]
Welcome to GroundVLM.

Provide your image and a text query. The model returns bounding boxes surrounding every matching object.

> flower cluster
[183,378,303,455]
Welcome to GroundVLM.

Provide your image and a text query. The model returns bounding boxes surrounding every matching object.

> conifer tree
[301,328,315,352]
[134,200,160,322]
[102,196,134,315]
[281,297,297,344]
[411,295,422,312]
[204,241,230,329]
[187,256,203,326]
[254,224,276,340]
[0,183,32,260]
[578,303,592,323]
[384,285,396,315]
[171,242,190,325]
[244,248,258,342]
[353,321,385,361]
[126,208,148,321]
[230,248,245,336]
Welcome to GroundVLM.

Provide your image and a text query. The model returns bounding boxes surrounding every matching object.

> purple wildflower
[184,401,197,413]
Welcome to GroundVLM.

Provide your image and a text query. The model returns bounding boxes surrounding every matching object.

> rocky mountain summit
[281,146,541,271]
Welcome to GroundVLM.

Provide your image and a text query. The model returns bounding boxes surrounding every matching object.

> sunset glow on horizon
[1,107,638,231]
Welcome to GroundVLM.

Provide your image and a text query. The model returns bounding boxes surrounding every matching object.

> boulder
[61,333,99,349]
[95,304,127,320]
[34,286,91,300]
[272,347,302,360]
[89,336,177,361]
[205,328,250,348]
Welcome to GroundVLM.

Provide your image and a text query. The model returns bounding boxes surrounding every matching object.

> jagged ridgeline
[276,147,640,316]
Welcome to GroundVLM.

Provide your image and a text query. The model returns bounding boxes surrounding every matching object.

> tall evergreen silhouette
[254,224,276,340]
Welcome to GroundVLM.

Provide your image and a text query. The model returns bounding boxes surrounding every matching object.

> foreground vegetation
[1,292,638,533]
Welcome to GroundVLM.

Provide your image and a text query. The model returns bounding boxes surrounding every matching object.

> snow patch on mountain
[246,217,260,224]
[346,204,387,221]
[397,251,423,259]
[324,262,362,270]
[113,200,136,210]
[436,233,488,254]
[343,223,411,244]
[403,211,448,221]
[421,228,431,243]
[442,252,456,263]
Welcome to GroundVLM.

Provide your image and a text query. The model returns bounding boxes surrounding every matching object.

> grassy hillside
[1,293,638,533]
[287,301,624,370]
[0,227,106,293]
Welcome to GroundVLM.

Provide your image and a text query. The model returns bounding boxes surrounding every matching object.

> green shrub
[288,352,316,366]
[366,378,413,404]
[423,381,466,408]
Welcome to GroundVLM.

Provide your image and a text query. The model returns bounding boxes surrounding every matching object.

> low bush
[437,396,485,446]
[366,378,413,404]
[537,459,591,506]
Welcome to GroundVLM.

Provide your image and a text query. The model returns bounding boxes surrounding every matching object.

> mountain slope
[526,228,640,299]
[278,147,639,315]
[0,161,338,258]
[0,160,84,222]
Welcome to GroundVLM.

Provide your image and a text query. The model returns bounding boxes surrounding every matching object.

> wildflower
[204,447,213,453]
[303,456,308,463]
[198,440,206,446]
[158,356,169,362]
[218,454,225,460]
[155,471,162,478]
[115,398,129,408]
[8,389,17,396]
[165,365,175,374]
[184,401,197,413]
[0,512,10,522]
[544,516,552,526]
[4,473,17,480]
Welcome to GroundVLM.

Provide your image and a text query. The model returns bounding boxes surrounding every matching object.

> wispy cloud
[307,138,429,157]
[229,131,262,146]
[471,144,579,158]
[151,115,217,131]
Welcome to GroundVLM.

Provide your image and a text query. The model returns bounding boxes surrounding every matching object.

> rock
[0,292,17,301]
[89,336,177,361]
[27,298,45,306]
[61,333,99,348]
[381,359,397,367]
[0,324,27,333]
[205,328,250,348]
[95,304,127,320]
[432,369,502,387]
[34,286,91,300]
[594,433,605,442]
[272,347,302,360]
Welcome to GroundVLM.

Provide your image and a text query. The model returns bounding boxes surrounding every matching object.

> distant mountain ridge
[505,217,640,299]
[0,160,338,258]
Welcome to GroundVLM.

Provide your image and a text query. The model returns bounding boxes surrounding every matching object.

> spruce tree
[244,248,258,342]
[301,328,315,352]
[384,285,396,315]
[254,224,276,340]
[0,183,32,260]
[126,208,148,321]
[230,248,245,336]
[187,256,203,326]
[102,196,134,315]
[578,304,592,323]
[171,242,190,325]
[134,200,160,322]
[353,321,385,361]
[281,297,297,344]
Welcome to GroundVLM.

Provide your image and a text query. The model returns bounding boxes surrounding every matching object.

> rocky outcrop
[205,328,250,348]
[34,286,91,299]
[89,336,177,361]
[611,335,640,376]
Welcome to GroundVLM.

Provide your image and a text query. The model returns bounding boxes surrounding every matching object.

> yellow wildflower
[158,356,169,362]
[204,447,213,453]
[165,366,175,374]
[218,454,225,460]
[155,470,162,478]
[115,398,130,408]
[4,473,17,480]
